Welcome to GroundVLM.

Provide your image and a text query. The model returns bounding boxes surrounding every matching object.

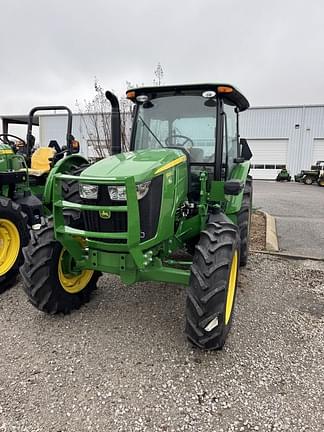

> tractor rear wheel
[185,218,240,350]
[318,178,324,187]
[237,176,252,266]
[0,197,29,293]
[20,214,100,314]
[303,176,313,185]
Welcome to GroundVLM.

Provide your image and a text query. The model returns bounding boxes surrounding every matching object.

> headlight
[108,185,127,201]
[136,181,151,200]
[79,184,98,199]
[108,181,151,201]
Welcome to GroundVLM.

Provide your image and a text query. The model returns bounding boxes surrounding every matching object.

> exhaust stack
[105,91,121,155]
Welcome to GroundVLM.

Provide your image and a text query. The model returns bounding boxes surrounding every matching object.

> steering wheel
[165,134,194,149]
[0,133,26,149]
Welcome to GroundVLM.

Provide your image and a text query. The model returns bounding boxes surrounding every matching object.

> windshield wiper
[138,115,164,148]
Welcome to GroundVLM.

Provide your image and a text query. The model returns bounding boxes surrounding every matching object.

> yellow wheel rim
[58,248,94,294]
[0,219,20,277]
[225,250,238,325]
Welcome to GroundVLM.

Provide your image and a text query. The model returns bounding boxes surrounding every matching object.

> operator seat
[28,147,56,176]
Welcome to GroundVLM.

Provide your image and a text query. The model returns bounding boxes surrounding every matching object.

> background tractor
[21,84,253,350]
[294,160,324,186]
[276,167,291,182]
[0,106,86,292]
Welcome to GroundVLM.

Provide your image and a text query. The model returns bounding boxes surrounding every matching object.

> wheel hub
[0,219,20,276]
[58,248,94,294]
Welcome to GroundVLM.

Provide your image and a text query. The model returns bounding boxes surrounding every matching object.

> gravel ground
[0,255,323,432]
[250,212,266,251]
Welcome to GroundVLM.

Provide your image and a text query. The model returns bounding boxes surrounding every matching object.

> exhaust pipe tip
[105,91,120,108]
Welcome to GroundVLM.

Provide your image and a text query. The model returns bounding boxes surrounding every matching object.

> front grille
[82,185,127,243]
[81,175,163,244]
[138,175,163,241]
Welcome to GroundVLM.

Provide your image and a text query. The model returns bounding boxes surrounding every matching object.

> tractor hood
[80,148,186,183]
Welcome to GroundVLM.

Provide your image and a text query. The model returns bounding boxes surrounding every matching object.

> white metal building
[240,105,324,179]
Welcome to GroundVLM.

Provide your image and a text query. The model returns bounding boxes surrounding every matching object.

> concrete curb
[252,211,324,262]
[250,249,324,262]
[260,210,279,252]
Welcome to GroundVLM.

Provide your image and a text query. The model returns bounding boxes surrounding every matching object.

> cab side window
[223,103,239,177]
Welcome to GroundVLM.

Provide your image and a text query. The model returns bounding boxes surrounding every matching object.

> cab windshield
[133,95,217,163]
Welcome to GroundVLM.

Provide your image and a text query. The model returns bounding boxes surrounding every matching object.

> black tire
[185,217,240,350]
[0,197,29,293]
[237,176,252,266]
[20,213,100,314]
[303,176,313,185]
[43,162,90,213]
[61,163,90,203]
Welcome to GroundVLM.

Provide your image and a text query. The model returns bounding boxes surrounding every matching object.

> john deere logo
[99,210,111,219]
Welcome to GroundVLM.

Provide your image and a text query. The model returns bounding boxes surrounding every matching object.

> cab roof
[126,83,249,112]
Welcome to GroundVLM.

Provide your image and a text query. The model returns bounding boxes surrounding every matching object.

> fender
[225,161,251,216]
[43,154,88,207]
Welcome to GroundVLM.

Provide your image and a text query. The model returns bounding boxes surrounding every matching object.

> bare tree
[77,65,165,160]
[76,79,133,160]
[76,79,112,160]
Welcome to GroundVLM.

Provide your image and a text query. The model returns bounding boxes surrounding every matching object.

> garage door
[248,138,289,180]
[313,139,324,163]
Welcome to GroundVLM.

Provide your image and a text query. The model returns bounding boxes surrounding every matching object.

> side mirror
[224,180,244,195]
[67,134,80,154]
[71,140,80,153]
[240,138,253,161]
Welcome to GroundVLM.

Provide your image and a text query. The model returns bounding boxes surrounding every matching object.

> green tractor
[21,84,252,350]
[0,106,86,292]
[294,161,324,186]
[276,167,291,182]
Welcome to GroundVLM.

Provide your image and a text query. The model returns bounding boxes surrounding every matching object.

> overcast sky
[1,0,324,115]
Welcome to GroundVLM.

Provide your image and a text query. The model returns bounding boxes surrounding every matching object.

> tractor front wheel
[185,218,240,350]
[20,218,100,314]
[0,197,29,293]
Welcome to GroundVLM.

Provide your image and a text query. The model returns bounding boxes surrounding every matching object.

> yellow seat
[29,147,55,176]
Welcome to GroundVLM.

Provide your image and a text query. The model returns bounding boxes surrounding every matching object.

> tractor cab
[312,160,324,171]
[127,84,250,192]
